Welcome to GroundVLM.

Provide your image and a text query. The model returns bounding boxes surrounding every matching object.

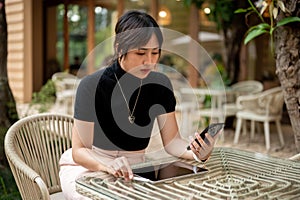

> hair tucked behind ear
[113,10,163,62]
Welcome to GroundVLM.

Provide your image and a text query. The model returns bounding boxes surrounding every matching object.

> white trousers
[59,147,145,200]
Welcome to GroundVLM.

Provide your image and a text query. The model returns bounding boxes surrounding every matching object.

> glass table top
[76,147,300,200]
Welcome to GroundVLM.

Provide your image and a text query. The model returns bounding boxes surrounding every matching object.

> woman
[59,10,218,199]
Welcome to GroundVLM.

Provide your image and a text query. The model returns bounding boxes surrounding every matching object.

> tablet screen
[132,161,208,183]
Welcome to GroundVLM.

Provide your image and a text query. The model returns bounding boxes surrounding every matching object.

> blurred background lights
[94,6,102,14]
[204,7,211,14]
[159,10,167,18]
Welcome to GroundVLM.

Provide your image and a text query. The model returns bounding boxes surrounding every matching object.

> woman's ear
[115,43,119,54]
[115,43,123,58]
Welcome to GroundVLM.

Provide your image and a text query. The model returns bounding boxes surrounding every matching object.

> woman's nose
[143,53,153,65]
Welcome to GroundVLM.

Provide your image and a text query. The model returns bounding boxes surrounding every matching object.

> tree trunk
[223,0,249,84]
[274,0,300,152]
[0,0,19,165]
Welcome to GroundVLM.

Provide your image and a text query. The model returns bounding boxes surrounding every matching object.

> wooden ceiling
[43,0,153,10]
[44,0,118,8]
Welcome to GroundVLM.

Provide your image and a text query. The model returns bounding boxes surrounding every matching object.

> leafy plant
[183,0,205,8]
[207,0,235,31]
[0,167,21,199]
[235,0,300,53]
[27,79,56,113]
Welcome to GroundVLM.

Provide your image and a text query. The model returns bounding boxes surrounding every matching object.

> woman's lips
[140,68,151,74]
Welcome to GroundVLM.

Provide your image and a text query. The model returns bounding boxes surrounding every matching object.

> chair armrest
[236,93,261,110]
[236,87,283,115]
[289,153,300,161]
[6,154,51,199]
[5,131,50,199]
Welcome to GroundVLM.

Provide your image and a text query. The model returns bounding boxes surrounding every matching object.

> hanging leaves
[238,0,300,46]
[244,23,270,44]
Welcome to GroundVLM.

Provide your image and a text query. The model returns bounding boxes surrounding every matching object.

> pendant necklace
[114,73,142,124]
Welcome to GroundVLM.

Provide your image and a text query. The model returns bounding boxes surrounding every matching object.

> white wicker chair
[4,113,73,200]
[223,80,264,117]
[52,72,78,115]
[233,87,285,150]
[289,153,300,161]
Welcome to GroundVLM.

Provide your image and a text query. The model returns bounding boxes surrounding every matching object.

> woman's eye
[152,52,159,55]
[136,52,145,55]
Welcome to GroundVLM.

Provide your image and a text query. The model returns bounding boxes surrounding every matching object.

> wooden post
[117,0,124,19]
[87,0,95,74]
[150,0,158,20]
[188,4,199,87]
[63,0,69,71]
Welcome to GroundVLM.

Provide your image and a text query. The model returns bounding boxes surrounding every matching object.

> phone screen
[132,161,208,183]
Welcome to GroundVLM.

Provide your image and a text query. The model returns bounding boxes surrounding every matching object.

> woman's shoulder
[76,68,111,94]
[79,68,106,86]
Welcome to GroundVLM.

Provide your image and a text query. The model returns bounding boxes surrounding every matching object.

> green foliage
[0,167,21,199]
[243,16,300,45]
[29,79,56,113]
[207,0,235,31]
[244,23,270,44]
[184,0,235,31]
[0,126,8,167]
[183,0,205,8]
[273,16,300,33]
[236,0,300,51]
[6,101,18,123]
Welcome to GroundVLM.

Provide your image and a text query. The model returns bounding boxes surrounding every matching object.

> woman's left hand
[189,132,215,161]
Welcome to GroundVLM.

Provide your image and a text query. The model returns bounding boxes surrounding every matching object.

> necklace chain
[114,73,142,124]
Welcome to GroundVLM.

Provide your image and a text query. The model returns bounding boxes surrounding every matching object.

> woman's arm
[157,112,214,161]
[72,119,133,180]
[72,119,106,171]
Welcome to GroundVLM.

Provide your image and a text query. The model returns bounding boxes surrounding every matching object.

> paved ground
[17,103,298,160]
[145,122,298,160]
[217,124,297,159]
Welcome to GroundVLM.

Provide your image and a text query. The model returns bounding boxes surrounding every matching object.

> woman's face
[119,33,160,79]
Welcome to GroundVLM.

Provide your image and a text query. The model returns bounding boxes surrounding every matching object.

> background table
[76,147,300,200]
[178,88,231,138]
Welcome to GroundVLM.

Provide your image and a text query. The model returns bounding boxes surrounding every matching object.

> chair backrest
[52,72,77,81]
[231,80,264,96]
[237,87,284,116]
[52,72,78,94]
[5,113,73,199]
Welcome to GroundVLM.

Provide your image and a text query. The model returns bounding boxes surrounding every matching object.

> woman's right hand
[105,156,133,181]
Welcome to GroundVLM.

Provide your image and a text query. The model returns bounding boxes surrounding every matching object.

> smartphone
[187,123,225,150]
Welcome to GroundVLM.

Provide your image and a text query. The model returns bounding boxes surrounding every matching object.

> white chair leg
[276,119,285,147]
[242,119,247,136]
[263,121,270,150]
[234,117,242,144]
[250,120,255,140]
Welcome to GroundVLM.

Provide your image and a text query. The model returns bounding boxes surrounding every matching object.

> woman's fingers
[108,156,133,181]
[191,132,215,160]
[119,156,133,181]
[205,133,215,145]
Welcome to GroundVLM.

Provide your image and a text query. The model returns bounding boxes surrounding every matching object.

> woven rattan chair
[4,113,73,200]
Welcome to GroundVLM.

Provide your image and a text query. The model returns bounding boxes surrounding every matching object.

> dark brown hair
[113,10,163,61]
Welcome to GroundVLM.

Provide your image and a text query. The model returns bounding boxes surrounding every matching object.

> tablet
[132,161,208,184]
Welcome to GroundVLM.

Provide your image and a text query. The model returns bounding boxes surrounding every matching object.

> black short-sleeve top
[74,61,176,151]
